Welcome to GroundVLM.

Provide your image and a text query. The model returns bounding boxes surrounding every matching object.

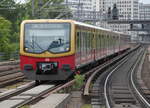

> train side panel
[75,25,95,68]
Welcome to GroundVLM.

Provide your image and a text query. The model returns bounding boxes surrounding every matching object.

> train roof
[22,19,129,36]
[74,21,129,36]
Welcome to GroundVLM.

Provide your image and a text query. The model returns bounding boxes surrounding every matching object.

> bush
[73,74,85,90]
[0,17,19,60]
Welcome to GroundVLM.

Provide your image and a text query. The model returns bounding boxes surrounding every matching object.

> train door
[75,29,81,67]
[95,30,98,60]
[99,31,102,58]
[113,35,115,53]
[90,30,94,61]
[81,30,84,64]
[104,33,108,56]
[101,33,105,57]
[98,31,101,59]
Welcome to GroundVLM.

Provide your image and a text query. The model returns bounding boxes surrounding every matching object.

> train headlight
[25,47,28,51]
[66,47,69,51]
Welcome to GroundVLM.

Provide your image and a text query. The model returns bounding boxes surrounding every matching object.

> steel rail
[130,50,150,107]
[104,55,128,108]
[83,45,140,96]
[84,51,129,96]
[16,53,126,107]
[17,68,102,107]
[0,81,35,101]
[15,84,61,108]
[104,47,144,108]
[0,75,25,87]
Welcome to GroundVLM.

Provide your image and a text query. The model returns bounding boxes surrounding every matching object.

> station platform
[31,94,70,108]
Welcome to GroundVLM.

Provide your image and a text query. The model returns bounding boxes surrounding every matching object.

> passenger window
[76,32,80,53]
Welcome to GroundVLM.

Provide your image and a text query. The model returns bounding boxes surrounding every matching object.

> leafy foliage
[0,0,72,60]
[0,17,14,59]
[73,74,85,90]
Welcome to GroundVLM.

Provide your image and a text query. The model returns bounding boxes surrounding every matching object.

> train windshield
[24,23,71,53]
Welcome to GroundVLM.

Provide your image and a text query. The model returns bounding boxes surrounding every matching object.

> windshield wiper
[32,39,45,51]
[31,35,45,51]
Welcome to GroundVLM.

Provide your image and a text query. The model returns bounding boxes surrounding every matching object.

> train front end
[20,20,75,81]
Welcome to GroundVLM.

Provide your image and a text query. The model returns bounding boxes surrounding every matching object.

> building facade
[97,0,139,32]
[64,0,94,11]
[64,0,140,40]
[139,3,150,42]
[64,0,102,21]
[139,3,150,20]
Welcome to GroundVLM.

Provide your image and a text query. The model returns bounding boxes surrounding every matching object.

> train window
[99,34,101,49]
[108,35,110,52]
[85,32,88,54]
[24,23,71,54]
[103,35,105,49]
[76,32,80,53]
[96,33,98,50]
[84,32,86,55]
[81,32,84,56]
[89,33,91,50]
[84,32,86,53]
[92,32,94,49]
[87,32,90,52]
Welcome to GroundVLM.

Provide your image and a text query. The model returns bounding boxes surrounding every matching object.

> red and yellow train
[20,19,130,82]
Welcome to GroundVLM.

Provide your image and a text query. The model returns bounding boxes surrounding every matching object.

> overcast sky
[16,0,150,4]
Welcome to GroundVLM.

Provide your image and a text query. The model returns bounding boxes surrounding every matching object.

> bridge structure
[107,19,150,42]
[107,19,150,31]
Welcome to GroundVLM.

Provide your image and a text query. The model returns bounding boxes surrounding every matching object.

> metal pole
[77,0,80,21]
[66,0,68,19]
[38,0,43,19]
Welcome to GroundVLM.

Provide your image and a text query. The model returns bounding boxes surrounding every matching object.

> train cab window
[24,23,71,53]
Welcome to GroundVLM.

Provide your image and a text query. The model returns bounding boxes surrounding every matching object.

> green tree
[0,0,17,23]
[0,17,14,59]
[0,0,27,43]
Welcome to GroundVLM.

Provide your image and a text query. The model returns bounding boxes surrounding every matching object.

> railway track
[83,45,150,108]
[131,48,150,108]
[0,48,132,107]
[104,46,150,108]
[0,79,76,108]
[0,64,104,108]
[1,46,147,108]
[83,47,137,107]
[0,60,25,87]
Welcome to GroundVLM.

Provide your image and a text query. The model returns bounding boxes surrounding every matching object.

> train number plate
[38,62,58,72]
